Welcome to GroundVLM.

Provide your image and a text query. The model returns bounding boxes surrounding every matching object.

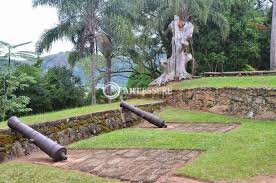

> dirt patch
[15,149,202,183]
[135,122,239,133]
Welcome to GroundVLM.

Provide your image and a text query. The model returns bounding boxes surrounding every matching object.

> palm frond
[4,53,9,58]
[32,0,60,7]
[0,56,7,60]
[68,50,81,67]
[0,41,11,48]
[12,41,32,49]
[16,51,36,55]
[208,12,230,39]
[12,53,36,61]
[36,21,72,54]
[13,52,36,58]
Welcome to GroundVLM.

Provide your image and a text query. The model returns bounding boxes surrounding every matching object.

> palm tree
[271,0,276,70]
[0,41,35,66]
[33,0,114,104]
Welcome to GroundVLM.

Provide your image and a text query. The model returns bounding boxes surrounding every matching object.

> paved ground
[16,149,202,183]
[135,122,239,133]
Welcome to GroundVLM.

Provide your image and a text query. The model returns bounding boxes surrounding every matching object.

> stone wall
[133,88,276,120]
[0,102,164,163]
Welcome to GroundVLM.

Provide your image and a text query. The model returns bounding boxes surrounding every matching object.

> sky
[0,0,73,56]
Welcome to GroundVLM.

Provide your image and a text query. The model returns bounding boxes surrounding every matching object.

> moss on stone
[52,133,59,142]
[0,135,13,144]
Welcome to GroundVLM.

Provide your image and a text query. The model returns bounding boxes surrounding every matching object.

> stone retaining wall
[133,88,276,120]
[0,102,164,162]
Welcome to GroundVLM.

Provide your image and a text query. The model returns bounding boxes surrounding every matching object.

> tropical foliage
[15,65,85,114]
[0,41,36,120]
[0,68,33,121]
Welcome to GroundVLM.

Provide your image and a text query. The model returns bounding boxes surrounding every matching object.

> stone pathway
[135,122,238,133]
[16,149,202,183]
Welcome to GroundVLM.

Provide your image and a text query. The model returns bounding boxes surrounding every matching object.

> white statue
[151,15,194,86]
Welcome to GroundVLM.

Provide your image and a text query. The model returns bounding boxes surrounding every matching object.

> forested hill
[41,52,130,87]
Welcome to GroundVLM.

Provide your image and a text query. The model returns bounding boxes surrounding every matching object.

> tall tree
[33,0,113,104]
[271,0,276,70]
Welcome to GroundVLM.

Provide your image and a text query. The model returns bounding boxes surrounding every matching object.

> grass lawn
[70,107,276,182]
[158,106,267,124]
[0,99,159,129]
[0,162,117,183]
[169,76,276,89]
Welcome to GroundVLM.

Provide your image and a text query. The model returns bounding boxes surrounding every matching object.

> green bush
[15,66,85,114]
[0,67,33,121]
[44,67,85,110]
[127,73,153,88]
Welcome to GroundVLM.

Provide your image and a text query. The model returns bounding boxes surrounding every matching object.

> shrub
[0,67,33,121]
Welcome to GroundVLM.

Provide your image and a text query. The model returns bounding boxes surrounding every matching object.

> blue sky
[0,0,73,56]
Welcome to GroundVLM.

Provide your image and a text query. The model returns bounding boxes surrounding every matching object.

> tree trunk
[150,16,194,86]
[8,48,11,66]
[271,1,276,70]
[86,5,97,105]
[106,57,112,103]
[91,53,97,105]
[89,32,97,105]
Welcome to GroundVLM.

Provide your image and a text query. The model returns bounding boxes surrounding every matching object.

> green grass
[70,107,276,182]
[158,106,268,124]
[0,99,159,129]
[169,76,276,89]
[0,162,117,183]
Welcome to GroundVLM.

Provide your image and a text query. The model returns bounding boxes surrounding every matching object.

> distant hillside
[41,52,130,87]
[41,52,69,70]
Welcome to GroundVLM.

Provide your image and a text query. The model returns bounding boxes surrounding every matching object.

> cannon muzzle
[120,102,167,128]
[8,116,67,162]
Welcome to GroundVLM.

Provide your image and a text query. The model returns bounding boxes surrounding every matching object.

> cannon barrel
[8,116,67,162]
[120,102,167,128]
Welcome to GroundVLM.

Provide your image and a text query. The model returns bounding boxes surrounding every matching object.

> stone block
[255,98,265,104]
[256,111,276,120]
[209,105,229,114]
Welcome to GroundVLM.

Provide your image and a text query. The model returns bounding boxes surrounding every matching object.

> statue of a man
[151,15,194,86]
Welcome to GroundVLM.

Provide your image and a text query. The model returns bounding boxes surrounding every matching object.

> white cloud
[0,0,73,56]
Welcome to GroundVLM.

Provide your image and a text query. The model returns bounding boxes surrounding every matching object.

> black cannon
[120,101,167,128]
[8,116,67,162]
